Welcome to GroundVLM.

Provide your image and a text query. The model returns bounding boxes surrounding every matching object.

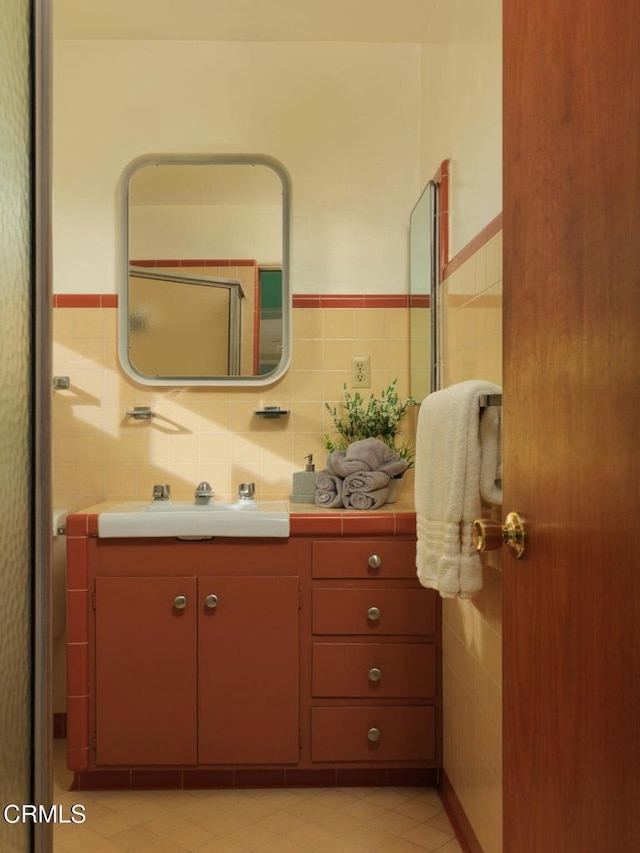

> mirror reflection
[118,155,291,386]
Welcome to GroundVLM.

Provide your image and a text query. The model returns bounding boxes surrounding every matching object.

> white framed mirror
[117,153,291,386]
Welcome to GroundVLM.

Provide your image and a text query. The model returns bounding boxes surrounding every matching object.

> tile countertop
[66,499,417,538]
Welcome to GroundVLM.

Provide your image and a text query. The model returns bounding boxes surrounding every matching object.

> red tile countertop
[66,501,416,539]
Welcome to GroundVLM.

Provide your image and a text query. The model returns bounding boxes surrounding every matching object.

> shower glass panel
[409,180,440,401]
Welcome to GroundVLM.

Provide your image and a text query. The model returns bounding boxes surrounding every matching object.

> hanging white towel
[414,380,502,598]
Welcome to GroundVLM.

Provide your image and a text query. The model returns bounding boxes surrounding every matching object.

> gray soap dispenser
[290,454,317,503]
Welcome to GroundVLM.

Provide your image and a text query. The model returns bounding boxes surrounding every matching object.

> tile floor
[53,743,463,852]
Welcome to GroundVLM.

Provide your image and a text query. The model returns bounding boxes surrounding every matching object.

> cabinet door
[198,576,299,764]
[95,576,198,766]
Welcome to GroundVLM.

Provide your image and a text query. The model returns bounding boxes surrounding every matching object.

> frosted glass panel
[0,0,33,850]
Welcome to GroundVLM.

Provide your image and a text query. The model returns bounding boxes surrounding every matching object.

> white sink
[97,499,289,538]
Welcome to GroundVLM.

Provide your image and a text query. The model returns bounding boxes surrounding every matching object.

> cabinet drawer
[312,588,436,636]
[313,643,436,698]
[312,539,417,579]
[311,706,435,762]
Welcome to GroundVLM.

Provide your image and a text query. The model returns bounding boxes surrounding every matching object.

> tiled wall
[440,223,503,853]
[52,297,415,513]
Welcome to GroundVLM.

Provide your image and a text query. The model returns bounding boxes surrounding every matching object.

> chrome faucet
[195,481,214,503]
[152,483,171,501]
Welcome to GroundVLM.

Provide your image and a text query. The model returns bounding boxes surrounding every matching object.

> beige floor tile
[106,824,166,852]
[313,810,366,834]
[365,810,422,837]
[393,798,442,823]
[53,742,463,853]
[338,799,389,822]
[164,824,221,852]
[251,810,307,835]
[400,823,456,850]
[436,841,464,853]
[361,789,416,810]
[341,824,398,849]
[281,822,341,849]
[283,798,334,822]
[310,789,361,810]
[376,838,429,853]
[220,822,281,849]
[315,839,368,852]
[424,811,455,834]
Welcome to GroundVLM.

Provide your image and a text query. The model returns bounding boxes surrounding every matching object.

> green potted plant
[324,378,416,468]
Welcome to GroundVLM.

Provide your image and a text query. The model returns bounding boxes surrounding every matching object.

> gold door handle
[472,511,527,559]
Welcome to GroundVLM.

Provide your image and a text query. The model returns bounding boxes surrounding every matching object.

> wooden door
[95,576,198,765]
[503,0,640,849]
[198,576,299,764]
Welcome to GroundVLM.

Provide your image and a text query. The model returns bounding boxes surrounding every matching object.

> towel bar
[479,393,502,408]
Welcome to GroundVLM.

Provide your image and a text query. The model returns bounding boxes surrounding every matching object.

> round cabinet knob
[205,594,219,609]
[368,667,382,682]
[173,595,187,610]
[367,727,381,743]
[367,606,381,622]
[367,554,382,569]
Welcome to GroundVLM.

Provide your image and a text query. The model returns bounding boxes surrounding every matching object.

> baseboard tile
[438,769,485,853]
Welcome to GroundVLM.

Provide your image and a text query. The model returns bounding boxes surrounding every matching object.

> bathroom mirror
[409,180,440,401]
[117,154,291,386]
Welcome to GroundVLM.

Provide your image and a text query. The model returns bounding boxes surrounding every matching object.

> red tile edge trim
[130,258,257,268]
[289,511,416,537]
[72,766,438,790]
[55,293,409,309]
[292,295,408,309]
[443,213,503,281]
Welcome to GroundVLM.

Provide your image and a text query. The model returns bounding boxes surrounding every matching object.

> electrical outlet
[351,356,371,387]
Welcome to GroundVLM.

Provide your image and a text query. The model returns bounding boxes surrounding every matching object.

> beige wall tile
[440,232,503,853]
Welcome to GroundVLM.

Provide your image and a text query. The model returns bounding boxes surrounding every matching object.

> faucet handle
[153,484,171,501]
[238,482,255,501]
[195,481,214,500]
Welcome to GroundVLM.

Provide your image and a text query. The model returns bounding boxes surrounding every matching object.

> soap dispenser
[289,454,317,503]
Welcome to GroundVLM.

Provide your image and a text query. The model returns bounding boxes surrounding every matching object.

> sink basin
[97,499,289,538]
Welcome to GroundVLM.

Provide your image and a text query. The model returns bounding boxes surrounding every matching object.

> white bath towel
[414,380,502,598]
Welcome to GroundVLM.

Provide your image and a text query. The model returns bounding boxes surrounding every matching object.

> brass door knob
[368,667,382,682]
[472,511,527,559]
[367,554,382,569]
[173,595,188,610]
[204,594,219,609]
[367,606,381,621]
[367,727,381,742]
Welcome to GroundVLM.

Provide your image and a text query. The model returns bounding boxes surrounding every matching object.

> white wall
[53,40,421,295]
[419,0,502,257]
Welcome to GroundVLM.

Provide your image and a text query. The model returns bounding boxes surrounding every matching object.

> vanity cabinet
[66,518,441,787]
[95,574,299,767]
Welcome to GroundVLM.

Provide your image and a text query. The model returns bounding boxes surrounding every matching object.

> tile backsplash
[52,299,414,513]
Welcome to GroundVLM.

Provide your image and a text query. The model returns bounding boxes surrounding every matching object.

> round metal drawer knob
[367,727,381,743]
[367,554,382,569]
[173,595,188,610]
[368,667,382,682]
[205,594,219,609]
[367,606,381,621]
